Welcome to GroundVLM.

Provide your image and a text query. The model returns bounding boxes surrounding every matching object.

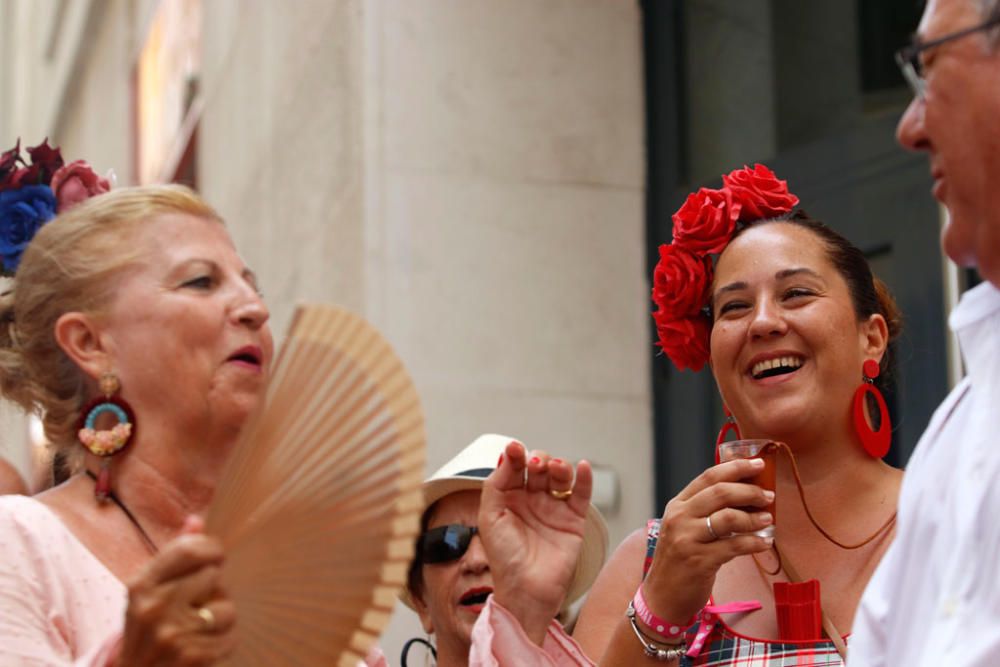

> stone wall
[0,0,649,655]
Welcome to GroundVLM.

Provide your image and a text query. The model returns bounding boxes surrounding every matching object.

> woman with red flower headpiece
[468,165,904,666]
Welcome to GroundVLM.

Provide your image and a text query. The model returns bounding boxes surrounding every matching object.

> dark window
[858,0,924,92]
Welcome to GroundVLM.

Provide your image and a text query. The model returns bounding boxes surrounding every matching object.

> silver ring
[706,515,720,541]
[196,606,216,632]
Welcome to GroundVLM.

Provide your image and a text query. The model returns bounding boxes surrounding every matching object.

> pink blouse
[0,495,387,666]
[0,495,123,666]
[469,596,593,666]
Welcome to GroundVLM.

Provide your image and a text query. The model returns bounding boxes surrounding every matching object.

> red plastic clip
[774,580,822,641]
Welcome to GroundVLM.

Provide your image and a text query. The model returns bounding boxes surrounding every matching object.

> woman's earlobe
[863,313,890,359]
[408,588,435,634]
[415,602,435,635]
[53,312,108,379]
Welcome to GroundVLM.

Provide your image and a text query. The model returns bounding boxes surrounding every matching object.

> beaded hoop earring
[715,405,742,464]
[851,359,891,458]
[77,372,136,502]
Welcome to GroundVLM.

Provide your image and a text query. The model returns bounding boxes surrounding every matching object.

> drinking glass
[717,439,776,539]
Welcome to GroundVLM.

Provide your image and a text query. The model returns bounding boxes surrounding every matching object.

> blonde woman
[0,184,385,665]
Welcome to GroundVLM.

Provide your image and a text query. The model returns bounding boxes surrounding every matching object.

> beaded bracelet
[632,586,696,641]
[626,603,688,661]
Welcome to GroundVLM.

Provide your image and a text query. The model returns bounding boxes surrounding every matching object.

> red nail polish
[552,458,563,465]
[497,453,504,467]
[530,456,540,464]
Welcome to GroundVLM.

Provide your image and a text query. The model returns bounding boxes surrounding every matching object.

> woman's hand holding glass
[116,517,235,666]
[642,458,774,628]
[478,441,593,646]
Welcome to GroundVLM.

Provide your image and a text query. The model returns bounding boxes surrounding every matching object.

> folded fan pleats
[205,304,426,665]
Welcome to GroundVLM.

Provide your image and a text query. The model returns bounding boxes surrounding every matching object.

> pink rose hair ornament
[651,164,799,372]
[0,138,111,276]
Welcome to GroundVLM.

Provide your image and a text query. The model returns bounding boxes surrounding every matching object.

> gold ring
[549,488,573,500]
[196,606,216,632]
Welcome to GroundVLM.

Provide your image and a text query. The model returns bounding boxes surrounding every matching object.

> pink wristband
[632,586,696,641]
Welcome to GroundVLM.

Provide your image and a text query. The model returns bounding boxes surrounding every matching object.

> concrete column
[685,0,777,183]
[199,0,648,653]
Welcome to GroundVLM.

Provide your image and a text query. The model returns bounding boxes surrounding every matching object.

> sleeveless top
[644,519,845,667]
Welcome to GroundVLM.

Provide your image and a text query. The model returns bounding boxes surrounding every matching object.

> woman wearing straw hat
[402,433,608,666]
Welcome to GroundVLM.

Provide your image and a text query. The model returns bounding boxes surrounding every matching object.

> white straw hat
[403,433,609,611]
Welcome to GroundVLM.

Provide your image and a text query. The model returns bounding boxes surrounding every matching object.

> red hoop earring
[852,359,891,458]
[715,405,742,464]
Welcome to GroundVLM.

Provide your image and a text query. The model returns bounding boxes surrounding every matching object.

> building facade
[1,0,648,656]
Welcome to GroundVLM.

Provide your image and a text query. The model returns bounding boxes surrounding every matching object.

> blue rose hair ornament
[0,138,110,276]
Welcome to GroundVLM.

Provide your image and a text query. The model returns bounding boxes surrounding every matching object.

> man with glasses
[850,1,1000,664]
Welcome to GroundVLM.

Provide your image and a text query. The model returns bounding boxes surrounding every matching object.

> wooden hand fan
[205,304,426,666]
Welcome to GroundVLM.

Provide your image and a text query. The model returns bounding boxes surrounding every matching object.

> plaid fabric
[678,623,843,666]
[645,520,845,667]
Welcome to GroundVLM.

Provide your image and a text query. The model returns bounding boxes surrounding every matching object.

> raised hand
[478,441,593,645]
[116,516,236,666]
[642,458,773,625]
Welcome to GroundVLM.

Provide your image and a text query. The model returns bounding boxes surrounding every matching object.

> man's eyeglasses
[895,14,1000,98]
[418,524,479,564]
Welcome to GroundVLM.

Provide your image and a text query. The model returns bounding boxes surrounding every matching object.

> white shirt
[850,282,1000,667]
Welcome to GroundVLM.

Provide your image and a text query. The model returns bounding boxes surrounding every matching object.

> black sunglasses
[418,524,479,564]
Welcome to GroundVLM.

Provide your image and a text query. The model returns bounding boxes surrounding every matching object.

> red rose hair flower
[24,139,65,185]
[723,164,799,221]
[652,314,712,373]
[652,244,713,320]
[0,140,21,188]
[671,186,741,255]
[651,164,799,372]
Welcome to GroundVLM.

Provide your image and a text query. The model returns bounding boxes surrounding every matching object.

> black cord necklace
[401,637,436,666]
[84,469,159,555]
